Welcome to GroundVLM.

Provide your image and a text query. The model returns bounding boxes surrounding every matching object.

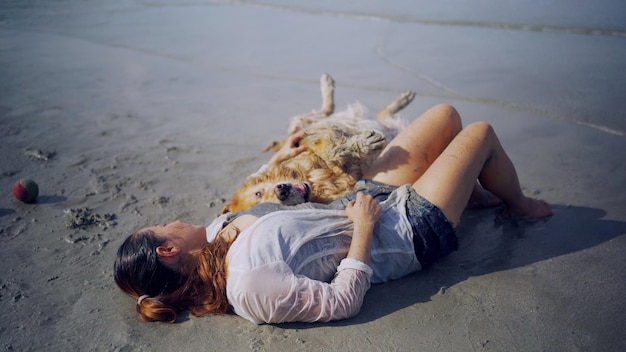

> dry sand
[1,1,625,351]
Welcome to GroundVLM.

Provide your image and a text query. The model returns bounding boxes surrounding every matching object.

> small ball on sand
[12,179,39,203]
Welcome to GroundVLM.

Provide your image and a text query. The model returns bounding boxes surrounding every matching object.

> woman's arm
[229,260,373,324]
[344,192,382,265]
[248,131,309,178]
[266,131,308,166]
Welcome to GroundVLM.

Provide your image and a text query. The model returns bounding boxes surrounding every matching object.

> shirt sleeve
[227,258,372,324]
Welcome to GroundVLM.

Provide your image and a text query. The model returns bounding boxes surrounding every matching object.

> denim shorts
[351,180,458,268]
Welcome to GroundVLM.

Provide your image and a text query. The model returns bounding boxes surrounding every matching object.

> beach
[1,1,625,351]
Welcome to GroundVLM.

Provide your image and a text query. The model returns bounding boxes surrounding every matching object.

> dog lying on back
[221,73,415,214]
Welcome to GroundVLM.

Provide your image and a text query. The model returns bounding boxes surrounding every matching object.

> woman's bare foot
[504,197,553,219]
[466,184,502,209]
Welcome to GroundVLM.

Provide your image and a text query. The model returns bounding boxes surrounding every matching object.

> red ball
[12,179,39,203]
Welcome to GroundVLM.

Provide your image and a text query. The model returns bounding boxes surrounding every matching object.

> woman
[114,104,552,324]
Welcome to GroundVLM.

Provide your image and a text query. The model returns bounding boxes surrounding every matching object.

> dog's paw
[377,90,416,121]
[394,91,416,110]
[330,131,386,163]
[359,130,387,152]
[320,73,335,92]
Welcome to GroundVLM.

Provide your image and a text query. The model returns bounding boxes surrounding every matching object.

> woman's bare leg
[366,104,501,209]
[466,183,501,209]
[366,104,462,186]
[412,121,552,226]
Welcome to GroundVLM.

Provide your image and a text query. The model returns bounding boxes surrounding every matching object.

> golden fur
[222,74,415,214]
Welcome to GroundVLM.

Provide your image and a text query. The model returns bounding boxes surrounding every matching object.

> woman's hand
[345,192,382,226]
[345,192,382,265]
[267,131,309,166]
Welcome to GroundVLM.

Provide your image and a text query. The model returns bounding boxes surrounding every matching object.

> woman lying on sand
[114,104,552,324]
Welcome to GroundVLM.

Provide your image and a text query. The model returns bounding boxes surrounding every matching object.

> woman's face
[142,221,207,253]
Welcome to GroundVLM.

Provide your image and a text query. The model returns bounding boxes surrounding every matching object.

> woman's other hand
[267,131,309,166]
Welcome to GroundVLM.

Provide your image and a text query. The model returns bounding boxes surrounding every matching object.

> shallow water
[1,0,625,135]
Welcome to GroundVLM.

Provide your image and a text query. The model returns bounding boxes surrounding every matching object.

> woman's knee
[463,121,496,141]
[433,103,461,127]
[421,103,462,138]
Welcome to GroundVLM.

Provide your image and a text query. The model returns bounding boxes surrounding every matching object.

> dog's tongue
[293,183,309,198]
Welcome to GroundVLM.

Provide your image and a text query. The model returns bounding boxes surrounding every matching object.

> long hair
[113,228,236,323]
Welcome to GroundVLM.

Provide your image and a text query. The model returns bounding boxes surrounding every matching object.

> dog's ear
[221,202,232,214]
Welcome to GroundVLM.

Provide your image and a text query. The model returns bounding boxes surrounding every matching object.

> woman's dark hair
[114,230,183,297]
[114,228,235,323]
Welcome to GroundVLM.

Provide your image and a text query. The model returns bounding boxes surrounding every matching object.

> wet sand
[1,1,625,351]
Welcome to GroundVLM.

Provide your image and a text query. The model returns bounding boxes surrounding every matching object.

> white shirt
[206,185,421,324]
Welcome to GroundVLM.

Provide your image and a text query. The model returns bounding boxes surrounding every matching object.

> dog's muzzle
[275,183,292,201]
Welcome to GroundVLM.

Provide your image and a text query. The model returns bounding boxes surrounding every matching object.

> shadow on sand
[35,195,68,204]
[280,203,626,328]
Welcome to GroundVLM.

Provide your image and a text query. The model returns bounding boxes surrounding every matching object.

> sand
[1,1,625,351]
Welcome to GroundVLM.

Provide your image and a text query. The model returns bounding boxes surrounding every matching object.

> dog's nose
[274,183,291,200]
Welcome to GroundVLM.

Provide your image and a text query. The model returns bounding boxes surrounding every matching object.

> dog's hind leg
[376,91,416,123]
[320,73,335,116]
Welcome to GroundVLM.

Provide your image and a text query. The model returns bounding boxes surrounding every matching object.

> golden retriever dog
[222,73,415,214]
